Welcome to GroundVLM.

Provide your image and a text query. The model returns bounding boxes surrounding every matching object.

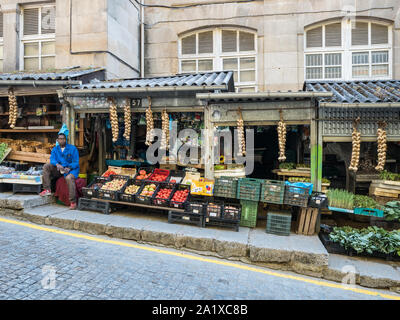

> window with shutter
[371,23,388,45]
[306,26,322,48]
[222,30,237,52]
[352,22,369,46]
[24,8,39,36]
[325,23,341,47]
[0,13,3,38]
[179,28,257,91]
[182,34,196,55]
[198,31,213,54]
[304,20,392,81]
[21,5,56,71]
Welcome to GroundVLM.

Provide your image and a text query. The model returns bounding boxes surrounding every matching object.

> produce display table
[7,151,50,164]
[105,159,149,167]
[272,169,311,181]
[90,197,185,215]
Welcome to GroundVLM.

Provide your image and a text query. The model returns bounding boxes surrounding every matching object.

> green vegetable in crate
[0,143,8,159]
[354,195,382,210]
[379,170,400,182]
[384,201,400,221]
[279,162,295,170]
[326,189,354,210]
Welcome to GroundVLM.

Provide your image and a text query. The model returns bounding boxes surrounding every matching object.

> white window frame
[19,4,56,71]
[179,28,258,92]
[304,19,392,81]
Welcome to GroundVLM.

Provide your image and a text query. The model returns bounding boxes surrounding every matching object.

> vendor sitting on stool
[40,133,80,210]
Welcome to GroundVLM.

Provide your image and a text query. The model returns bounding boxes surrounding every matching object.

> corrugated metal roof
[0,67,104,81]
[76,71,234,90]
[304,80,400,103]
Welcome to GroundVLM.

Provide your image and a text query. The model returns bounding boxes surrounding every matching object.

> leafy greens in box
[384,201,400,221]
[329,226,400,256]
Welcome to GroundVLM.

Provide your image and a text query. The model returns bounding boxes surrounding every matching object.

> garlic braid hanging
[349,118,361,172]
[375,121,387,172]
[8,88,18,129]
[109,98,119,142]
[237,108,245,156]
[277,111,287,162]
[161,109,170,151]
[123,98,131,141]
[145,97,154,146]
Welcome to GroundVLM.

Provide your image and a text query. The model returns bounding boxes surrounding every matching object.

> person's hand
[56,164,64,171]
[64,167,71,174]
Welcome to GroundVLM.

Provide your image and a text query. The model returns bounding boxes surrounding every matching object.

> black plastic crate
[284,184,310,207]
[78,198,111,215]
[13,183,41,194]
[82,176,109,199]
[185,195,206,215]
[168,211,204,227]
[205,201,224,219]
[204,217,240,232]
[309,192,328,209]
[318,232,347,255]
[97,175,130,201]
[222,202,241,221]
[214,177,238,199]
[152,183,176,207]
[166,171,186,184]
[169,184,190,209]
[119,179,143,203]
[0,183,12,192]
[133,167,154,182]
[135,183,160,205]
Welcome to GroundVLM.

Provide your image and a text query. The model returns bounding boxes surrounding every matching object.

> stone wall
[143,0,400,91]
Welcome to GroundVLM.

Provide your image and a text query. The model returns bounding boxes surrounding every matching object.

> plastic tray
[97,175,130,201]
[133,167,154,182]
[283,184,310,207]
[260,180,285,204]
[82,176,109,199]
[166,170,185,184]
[237,178,263,201]
[185,195,206,215]
[205,201,224,219]
[135,183,160,205]
[354,207,384,218]
[146,168,170,183]
[240,200,258,228]
[222,202,241,221]
[214,176,238,199]
[78,198,111,215]
[168,211,204,228]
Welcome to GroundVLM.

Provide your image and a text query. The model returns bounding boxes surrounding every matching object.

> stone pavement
[0,193,399,292]
[0,219,397,300]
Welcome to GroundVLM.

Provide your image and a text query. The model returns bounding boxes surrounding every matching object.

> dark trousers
[43,163,76,202]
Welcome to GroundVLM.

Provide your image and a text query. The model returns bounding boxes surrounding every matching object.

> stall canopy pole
[310,100,321,192]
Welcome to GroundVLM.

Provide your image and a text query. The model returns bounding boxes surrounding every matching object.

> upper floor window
[0,13,3,72]
[305,20,392,81]
[20,5,56,71]
[179,28,257,92]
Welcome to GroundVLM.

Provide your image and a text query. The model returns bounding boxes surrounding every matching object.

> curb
[0,207,399,292]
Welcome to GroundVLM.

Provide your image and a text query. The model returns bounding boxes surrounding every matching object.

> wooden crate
[296,207,319,235]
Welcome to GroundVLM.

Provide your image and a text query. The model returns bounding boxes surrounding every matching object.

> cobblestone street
[0,218,397,300]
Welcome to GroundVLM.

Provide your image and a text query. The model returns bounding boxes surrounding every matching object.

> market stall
[0,68,105,192]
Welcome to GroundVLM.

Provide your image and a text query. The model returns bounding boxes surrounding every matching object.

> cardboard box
[191,178,214,196]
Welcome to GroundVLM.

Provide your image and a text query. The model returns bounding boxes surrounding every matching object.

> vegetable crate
[167,171,186,184]
[237,178,263,201]
[205,201,224,219]
[222,202,241,221]
[284,185,310,207]
[152,183,176,207]
[204,216,240,232]
[266,211,292,236]
[168,211,204,228]
[353,207,384,218]
[119,180,143,203]
[82,176,109,199]
[12,183,41,194]
[78,198,111,215]
[318,232,347,255]
[308,192,328,209]
[146,168,170,183]
[169,184,190,209]
[296,207,319,235]
[133,167,154,182]
[97,175,130,201]
[135,183,160,205]
[240,200,258,228]
[260,180,285,204]
[184,195,206,215]
[213,177,238,199]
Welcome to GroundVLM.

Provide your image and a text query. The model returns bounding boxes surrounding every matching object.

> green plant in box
[354,195,382,210]
[384,201,400,221]
[326,189,354,210]
[279,162,295,170]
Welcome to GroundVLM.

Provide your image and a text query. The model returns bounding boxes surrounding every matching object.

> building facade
[143,0,400,91]
[0,0,141,79]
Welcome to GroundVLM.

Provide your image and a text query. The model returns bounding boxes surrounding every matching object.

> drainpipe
[141,0,145,77]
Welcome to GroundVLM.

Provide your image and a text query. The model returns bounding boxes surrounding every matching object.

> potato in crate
[119,179,143,203]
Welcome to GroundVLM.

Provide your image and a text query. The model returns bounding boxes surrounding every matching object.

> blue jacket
[50,144,80,178]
